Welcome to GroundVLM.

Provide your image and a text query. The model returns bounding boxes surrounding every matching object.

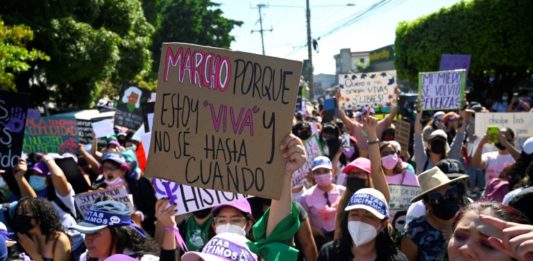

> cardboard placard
[395,120,411,153]
[0,91,30,169]
[418,69,466,111]
[338,70,397,110]
[114,86,151,131]
[291,135,323,187]
[145,43,302,199]
[153,178,248,215]
[74,186,135,217]
[475,113,533,150]
[23,116,79,154]
[439,54,471,75]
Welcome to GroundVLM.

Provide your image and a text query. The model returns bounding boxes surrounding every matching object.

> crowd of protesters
[0,87,533,261]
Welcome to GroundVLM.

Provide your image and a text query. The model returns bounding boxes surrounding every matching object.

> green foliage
[395,0,533,97]
[151,0,242,76]
[1,0,154,109]
[0,19,49,91]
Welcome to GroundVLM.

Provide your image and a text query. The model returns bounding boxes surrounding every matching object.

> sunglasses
[427,185,460,205]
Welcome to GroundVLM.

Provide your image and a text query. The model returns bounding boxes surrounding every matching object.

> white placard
[338,70,397,110]
[74,186,135,217]
[291,135,323,188]
[91,119,115,138]
[475,112,533,150]
[153,178,248,215]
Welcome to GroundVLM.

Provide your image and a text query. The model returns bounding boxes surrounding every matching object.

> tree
[395,0,533,100]
[1,0,154,109]
[151,0,242,76]
[0,19,49,91]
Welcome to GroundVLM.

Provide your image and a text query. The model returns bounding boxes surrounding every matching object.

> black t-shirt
[317,240,408,261]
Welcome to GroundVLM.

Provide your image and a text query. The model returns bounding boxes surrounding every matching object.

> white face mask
[215,223,247,236]
[348,221,378,246]
[104,177,124,188]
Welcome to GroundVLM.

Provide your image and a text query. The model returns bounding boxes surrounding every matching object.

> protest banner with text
[23,115,79,154]
[475,112,533,150]
[439,54,471,75]
[395,120,411,153]
[418,69,466,111]
[114,86,151,131]
[0,91,30,169]
[145,43,302,199]
[338,70,397,110]
[153,178,248,215]
[74,186,135,217]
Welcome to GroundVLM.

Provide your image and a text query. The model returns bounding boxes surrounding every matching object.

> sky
[218,0,463,75]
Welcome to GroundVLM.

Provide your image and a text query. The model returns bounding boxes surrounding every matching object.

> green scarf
[185,215,213,251]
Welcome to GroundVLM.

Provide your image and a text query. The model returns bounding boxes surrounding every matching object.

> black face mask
[346,176,368,191]
[298,130,311,140]
[431,198,461,220]
[192,208,211,219]
[430,140,446,154]
[13,214,35,234]
[495,142,506,150]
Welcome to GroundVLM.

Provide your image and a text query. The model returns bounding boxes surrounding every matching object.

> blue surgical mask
[0,177,6,188]
[29,175,47,191]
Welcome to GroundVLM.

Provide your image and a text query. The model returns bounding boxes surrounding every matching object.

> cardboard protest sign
[0,91,30,169]
[418,69,466,111]
[114,86,151,131]
[145,43,302,199]
[74,186,135,217]
[439,54,471,75]
[291,135,323,188]
[338,70,397,110]
[475,112,533,150]
[23,115,79,154]
[153,178,248,215]
[395,120,411,153]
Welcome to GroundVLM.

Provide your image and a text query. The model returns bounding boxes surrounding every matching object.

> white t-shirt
[481,151,515,184]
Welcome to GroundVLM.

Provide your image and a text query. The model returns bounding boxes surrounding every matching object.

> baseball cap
[182,232,257,261]
[31,161,50,176]
[102,153,127,166]
[71,200,139,235]
[104,254,137,261]
[343,157,371,174]
[311,156,332,171]
[361,106,375,115]
[508,186,533,223]
[428,129,448,141]
[442,112,459,124]
[433,111,445,121]
[522,136,533,155]
[107,140,120,147]
[435,159,467,179]
[344,188,389,220]
[212,198,252,216]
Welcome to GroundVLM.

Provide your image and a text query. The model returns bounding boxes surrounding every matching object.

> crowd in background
[0,88,532,261]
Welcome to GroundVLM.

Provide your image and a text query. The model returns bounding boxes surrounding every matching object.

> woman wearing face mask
[93,153,157,236]
[299,156,345,250]
[447,202,530,261]
[401,167,469,261]
[209,199,255,239]
[14,197,72,261]
[414,111,468,174]
[380,141,420,235]
[334,116,392,240]
[317,188,407,261]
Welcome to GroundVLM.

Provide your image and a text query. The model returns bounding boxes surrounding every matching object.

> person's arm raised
[267,134,306,237]
[481,215,533,261]
[13,158,36,198]
[363,116,390,203]
[43,155,71,197]
[335,89,357,133]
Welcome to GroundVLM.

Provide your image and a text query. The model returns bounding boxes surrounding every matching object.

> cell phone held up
[487,126,499,144]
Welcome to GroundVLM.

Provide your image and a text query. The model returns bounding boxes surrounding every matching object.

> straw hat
[411,167,468,202]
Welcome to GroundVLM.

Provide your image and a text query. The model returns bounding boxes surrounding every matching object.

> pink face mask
[314,173,332,186]
[381,154,399,170]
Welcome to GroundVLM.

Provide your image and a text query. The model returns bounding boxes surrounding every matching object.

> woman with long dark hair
[317,188,407,260]
[14,197,72,261]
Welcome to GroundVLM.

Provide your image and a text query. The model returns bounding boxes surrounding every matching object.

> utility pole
[306,0,314,100]
[251,4,272,55]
